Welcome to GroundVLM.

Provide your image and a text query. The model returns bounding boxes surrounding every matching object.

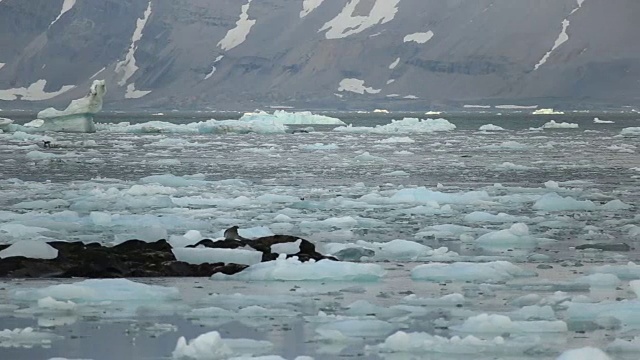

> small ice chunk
[0,327,63,348]
[533,193,597,211]
[172,330,273,359]
[172,331,233,359]
[453,313,567,333]
[556,347,610,360]
[542,120,578,129]
[479,124,505,131]
[574,273,621,288]
[13,279,180,302]
[316,319,395,338]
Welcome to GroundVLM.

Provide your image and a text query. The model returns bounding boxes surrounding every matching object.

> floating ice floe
[496,162,535,170]
[620,127,640,136]
[334,117,456,133]
[301,143,339,151]
[324,239,456,262]
[316,319,397,340]
[542,120,578,129]
[479,124,506,131]
[386,187,490,205]
[172,330,273,360]
[0,327,64,348]
[212,255,385,281]
[239,110,345,125]
[401,293,466,307]
[377,136,415,143]
[482,140,529,150]
[556,347,611,360]
[411,261,535,283]
[566,281,640,328]
[532,108,564,115]
[607,336,640,353]
[97,118,287,134]
[366,331,539,355]
[452,313,568,334]
[13,279,180,302]
[199,293,314,311]
[587,262,640,280]
[533,193,597,211]
[474,223,551,252]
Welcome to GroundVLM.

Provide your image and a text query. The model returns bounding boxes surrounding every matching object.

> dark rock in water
[248,233,337,262]
[0,227,338,278]
[187,238,246,249]
[0,239,247,278]
[196,227,338,263]
[575,243,631,252]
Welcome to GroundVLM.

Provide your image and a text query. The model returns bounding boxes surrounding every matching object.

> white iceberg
[239,110,345,125]
[34,79,106,133]
[532,108,564,115]
[172,330,272,360]
[542,120,578,129]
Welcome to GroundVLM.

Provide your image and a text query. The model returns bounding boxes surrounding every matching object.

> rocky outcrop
[0,0,639,110]
[0,229,336,278]
[0,240,249,278]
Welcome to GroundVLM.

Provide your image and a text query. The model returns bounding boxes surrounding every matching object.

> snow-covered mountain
[0,0,638,110]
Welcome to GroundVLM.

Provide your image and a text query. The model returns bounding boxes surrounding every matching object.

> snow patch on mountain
[403,31,434,44]
[534,0,585,70]
[218,0,256,51]
[49,0,76,28]
[115,1,152,86]
[300,0,325,18]
[0,80,75,101]
[389,58,400,69]
[204,55,224,80]
[125,83,151,99]
[338,78,381,94]
[319,0,401,39]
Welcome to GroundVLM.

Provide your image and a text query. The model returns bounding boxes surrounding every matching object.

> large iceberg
[33,79,106,133]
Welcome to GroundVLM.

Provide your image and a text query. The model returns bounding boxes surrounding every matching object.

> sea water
[0,111,638,359]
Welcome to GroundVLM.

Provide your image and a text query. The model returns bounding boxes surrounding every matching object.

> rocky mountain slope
[0,0,638,110]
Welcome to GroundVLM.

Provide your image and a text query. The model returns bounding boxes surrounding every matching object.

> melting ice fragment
[172,330,273,359]
[12,278,180,302]
[0,327,64,348]
[212,255,385,281]
[452,313,568,334]
[239,110,345,125]
[334,117,456,134]
[412,261,535,283]
[366,330,540,355]
[556,347,611,360]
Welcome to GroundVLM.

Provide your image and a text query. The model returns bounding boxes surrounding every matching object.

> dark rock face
[0,240,249,278]
[1,0,639,110]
